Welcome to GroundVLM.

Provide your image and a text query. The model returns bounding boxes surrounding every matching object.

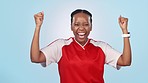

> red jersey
[41,37,121,83]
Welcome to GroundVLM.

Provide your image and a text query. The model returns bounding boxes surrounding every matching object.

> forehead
[73,13,90,21]
[73,13,90,18]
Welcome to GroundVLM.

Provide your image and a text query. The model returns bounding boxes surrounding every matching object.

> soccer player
[30,9,132,83]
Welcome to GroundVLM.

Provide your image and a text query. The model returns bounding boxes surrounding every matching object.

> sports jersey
[41,37,121,83]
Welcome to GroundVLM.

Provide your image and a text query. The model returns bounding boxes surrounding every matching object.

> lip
[77,32,86,39]
[78,32,85,35]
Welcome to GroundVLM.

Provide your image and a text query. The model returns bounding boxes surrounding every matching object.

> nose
[78,25,85,31]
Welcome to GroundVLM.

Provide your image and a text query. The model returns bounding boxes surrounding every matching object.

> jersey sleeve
[93,41,122,70]
[103,43,122,70]
[40,39,64,67]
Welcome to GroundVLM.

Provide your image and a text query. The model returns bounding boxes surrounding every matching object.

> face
[71,13,92,46]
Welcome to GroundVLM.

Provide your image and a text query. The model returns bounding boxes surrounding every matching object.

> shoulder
[49,37,73,46]
[90,39,109,47]
[89,39,113,52]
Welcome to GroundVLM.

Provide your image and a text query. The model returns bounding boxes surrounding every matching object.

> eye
[84,23,89,26]
[74,23,79,26]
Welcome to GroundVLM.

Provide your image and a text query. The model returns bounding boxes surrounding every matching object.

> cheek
[86,27,92,32]
[71,26,78,32]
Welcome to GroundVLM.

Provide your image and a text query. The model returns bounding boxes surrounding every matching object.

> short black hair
[71,9,92,24]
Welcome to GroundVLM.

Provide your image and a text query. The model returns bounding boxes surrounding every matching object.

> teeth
[79,35,84,38]
[78,33,85,35]
[78,33,85,38]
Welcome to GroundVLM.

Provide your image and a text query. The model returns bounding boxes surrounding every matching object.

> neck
[74,38,88,46]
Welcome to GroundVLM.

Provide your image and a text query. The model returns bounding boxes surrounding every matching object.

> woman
[30,9,132,83]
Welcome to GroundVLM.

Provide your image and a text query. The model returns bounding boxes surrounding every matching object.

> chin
[76,37,88,43]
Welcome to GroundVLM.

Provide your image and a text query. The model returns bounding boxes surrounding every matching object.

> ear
[90,27,92,31]
[71,24,73,31]
[90,24,92,31]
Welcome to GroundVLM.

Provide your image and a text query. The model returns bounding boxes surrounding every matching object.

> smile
[77,32,86,39]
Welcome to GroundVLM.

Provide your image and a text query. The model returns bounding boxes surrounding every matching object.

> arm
[117,16,132,66]
[30,11,46,63]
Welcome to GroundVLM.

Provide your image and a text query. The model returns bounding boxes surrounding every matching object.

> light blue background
[0,0,148,83]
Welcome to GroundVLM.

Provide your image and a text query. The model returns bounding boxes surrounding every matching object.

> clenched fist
[118,16,128,33]
[34,11,44,27]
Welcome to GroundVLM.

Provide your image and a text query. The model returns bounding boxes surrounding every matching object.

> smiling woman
[30,9,132,83]
[71,9,92,46]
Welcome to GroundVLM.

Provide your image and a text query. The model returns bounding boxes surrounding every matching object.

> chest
[57,40,105,83]
[58,42,105,69]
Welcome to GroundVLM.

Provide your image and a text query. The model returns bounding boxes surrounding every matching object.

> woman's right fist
[34,11,44,27]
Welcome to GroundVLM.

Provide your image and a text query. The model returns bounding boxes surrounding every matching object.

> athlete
[30,9,132,83]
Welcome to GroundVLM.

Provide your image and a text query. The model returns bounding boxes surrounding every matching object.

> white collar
[74,38,89,50]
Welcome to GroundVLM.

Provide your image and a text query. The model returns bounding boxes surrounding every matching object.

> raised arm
[117,16,132,66]
[30,12,46,63]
